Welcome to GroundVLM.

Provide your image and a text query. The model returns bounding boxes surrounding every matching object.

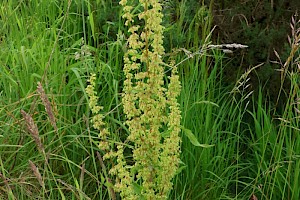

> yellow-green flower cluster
[111,0,182,199]
[86,1,182,199]
[158,61,181,197]
[85,73,110,150]
[106,145,136,199]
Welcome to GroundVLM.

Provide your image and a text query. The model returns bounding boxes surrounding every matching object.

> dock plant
[86,0,182,199]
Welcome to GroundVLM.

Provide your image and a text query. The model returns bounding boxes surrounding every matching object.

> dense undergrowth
[0,0,299,199]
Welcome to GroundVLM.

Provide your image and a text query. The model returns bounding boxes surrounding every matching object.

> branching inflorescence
[86,0,182,199]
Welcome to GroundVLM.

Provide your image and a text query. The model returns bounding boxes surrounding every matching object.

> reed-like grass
[0,0,299,199]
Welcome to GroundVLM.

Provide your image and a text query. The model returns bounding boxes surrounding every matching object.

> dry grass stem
[231,63,263,95]
[28,160,45,189]
[96,152,116,200]
[57,179,91,200]
[37,82,58,132]
[80,163,85,190]
[20,110,44,153]
[276,13,300,105]
[281,14,300,81]
[208,43,248,53]
[0,173,12,192]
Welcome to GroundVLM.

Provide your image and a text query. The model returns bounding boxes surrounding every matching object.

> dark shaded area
[211,0,300,112]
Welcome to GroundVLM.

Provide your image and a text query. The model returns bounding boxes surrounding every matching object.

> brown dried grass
[37,82,58,132]
[28,160,45,189]
[20,110,44,153]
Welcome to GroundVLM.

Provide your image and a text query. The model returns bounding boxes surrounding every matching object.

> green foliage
[163,0,212,50]
[212,0,300,108]
[0,0,299,199]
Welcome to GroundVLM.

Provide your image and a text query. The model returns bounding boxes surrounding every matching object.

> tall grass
[0,1,119,199]
[0,0,299,199]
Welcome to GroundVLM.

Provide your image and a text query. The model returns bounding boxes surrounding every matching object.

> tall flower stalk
[115,0,181,199]
[87,0,182,199]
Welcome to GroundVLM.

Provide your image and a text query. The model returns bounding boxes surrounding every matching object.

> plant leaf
[182,127,214,148]
[132,182,146,200]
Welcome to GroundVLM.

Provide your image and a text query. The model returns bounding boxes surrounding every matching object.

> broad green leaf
[176,165,187,175]
[161,129,172,138]
[132,182,146,200]
[182,127,214,148]
[105,181,114,189]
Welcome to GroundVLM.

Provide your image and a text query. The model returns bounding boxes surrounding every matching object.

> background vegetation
[0,0,299,199]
